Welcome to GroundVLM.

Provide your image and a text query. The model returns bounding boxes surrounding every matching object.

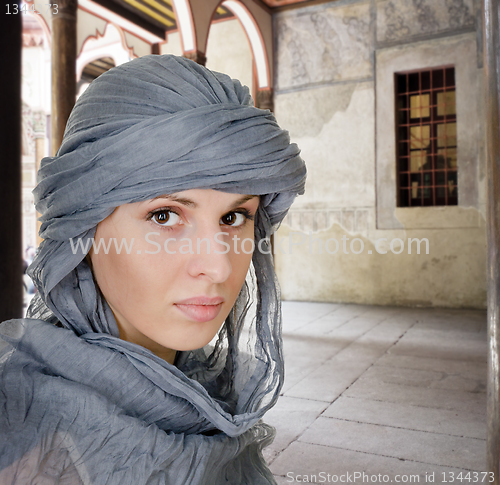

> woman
[0,55,306,484]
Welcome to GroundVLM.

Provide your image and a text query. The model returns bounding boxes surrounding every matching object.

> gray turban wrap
[0,55,306,484]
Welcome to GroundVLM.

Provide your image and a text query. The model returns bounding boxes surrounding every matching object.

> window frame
[374,34,480,230]
[394,66,458,208]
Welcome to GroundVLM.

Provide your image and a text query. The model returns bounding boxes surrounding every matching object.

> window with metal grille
[395,67,457,207]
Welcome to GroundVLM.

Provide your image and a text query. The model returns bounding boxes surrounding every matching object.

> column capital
[255,88,273,112]
[54,0,77,19]
[184,50,207,66]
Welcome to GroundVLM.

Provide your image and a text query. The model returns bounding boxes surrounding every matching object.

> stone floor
[264,301,487,484]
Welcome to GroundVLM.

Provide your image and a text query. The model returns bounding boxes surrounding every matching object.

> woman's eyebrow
[152,194,197,207]
[230,194,259,208]
[151,194,258,209]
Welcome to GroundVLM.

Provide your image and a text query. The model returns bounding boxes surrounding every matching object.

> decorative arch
[219,0,269,89]
[182,0,273,92]
[77,23,135,81]
[170,0,196,53]
[23,2,52,47]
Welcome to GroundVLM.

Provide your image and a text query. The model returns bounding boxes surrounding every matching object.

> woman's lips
[174,297,224,323]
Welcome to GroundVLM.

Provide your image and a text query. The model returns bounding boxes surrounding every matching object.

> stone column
[484,0,500,481]
[51,0,77,155]
[0,9,23,321]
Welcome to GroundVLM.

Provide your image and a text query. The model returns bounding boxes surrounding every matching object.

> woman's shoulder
[0,318,54,371]
[0,317,63,343]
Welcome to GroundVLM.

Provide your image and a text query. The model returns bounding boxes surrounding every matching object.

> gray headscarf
[0,55,306,484]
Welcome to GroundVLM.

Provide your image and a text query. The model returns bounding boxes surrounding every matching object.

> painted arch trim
[221,0,269,89]
[171,0,195,52]
[77,23,135,81]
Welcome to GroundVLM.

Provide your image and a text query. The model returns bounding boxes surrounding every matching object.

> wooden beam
[93,0,167,38]
[484,0,500,480]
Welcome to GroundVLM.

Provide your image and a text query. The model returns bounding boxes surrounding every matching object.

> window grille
[395,67,457,207]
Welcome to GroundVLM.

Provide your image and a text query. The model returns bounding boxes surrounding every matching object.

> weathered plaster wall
[276,0,373,90]
[274,0,486,308]
[275,221,486,308]
[276,82,375,212]
[160,31,183,56]
[206,18,253,94]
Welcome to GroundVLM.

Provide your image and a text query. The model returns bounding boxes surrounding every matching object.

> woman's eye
[221,212,246,227]
[151,210,180,226]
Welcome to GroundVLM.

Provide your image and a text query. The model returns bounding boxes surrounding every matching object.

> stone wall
[273,0,486,308]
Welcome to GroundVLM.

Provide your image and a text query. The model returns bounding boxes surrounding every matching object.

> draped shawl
[0,55,306,484]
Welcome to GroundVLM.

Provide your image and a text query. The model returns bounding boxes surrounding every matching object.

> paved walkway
[265,301,487,484]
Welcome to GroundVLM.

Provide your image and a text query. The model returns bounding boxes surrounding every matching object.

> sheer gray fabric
[0,55,306,484]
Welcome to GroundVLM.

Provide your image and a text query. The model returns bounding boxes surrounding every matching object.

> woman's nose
[185,229,232,283]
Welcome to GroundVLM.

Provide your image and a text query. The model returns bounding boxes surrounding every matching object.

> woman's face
[89,189,260,364]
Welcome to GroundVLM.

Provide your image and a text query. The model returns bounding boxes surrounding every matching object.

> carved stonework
[275,2,372,91]
[21,103,34,156]
[376,0,476,43]
[384,2,411,40]
[311,13,342,80]
[21,106,46,156]
[32,110,46,137]
[446,0,475,28]
[276,21,310,87]
[343,16,371,61]
[412,0,440,32]
[184,51,207,66]
[22,6,46,46]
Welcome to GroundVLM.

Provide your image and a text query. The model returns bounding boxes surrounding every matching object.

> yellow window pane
[410,150,426,172]
[410,125,430,149]
[410,94,430,119]
[438,148,457,169]
[437,91,456,116]
[411,181,419,199]
[448,180,456,195]
[437,123,457,147]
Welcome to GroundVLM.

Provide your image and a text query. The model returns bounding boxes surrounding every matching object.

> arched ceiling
[92,0,234,38]
[80,57,116,83]
[90,0,321,39]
